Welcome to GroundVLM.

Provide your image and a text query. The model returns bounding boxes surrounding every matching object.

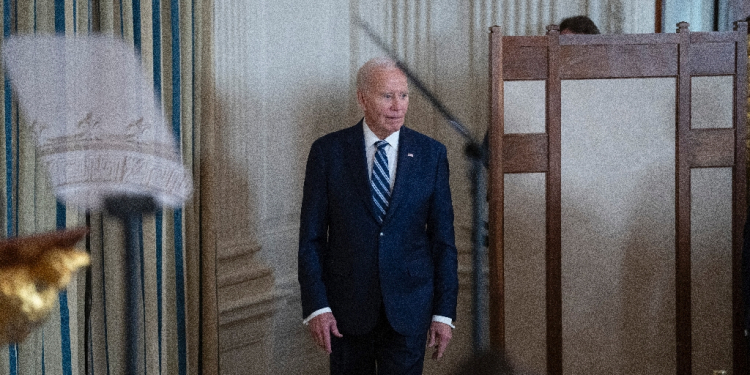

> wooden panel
[488,25,506,352]
[560,44,678,79]
[691,168,733,375]
[675,22,693,375]
[686,129,735,167]
[544,25,563,375]
[560,78,677,374]
[732,21,749,375]
[503,36,547,80]
[502,134,548,173]
[559,33,679,46]
[690,43,735,75]
[490,21,747,375]
[504,173,547,375]
[690,31,743,43]
[691,76,734,129]
[504,81,547,134]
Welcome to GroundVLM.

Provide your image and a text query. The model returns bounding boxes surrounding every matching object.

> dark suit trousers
[330,306,428,375]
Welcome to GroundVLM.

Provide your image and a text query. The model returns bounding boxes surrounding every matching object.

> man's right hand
[307,312,343,354]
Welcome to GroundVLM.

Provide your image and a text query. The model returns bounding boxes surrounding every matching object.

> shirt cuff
[432,315,455,329]
[303,307,332,325]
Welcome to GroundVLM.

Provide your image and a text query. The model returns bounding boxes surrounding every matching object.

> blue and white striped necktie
[371,140,391,224]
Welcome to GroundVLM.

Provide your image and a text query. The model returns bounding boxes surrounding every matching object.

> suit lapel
[343,120,380,221]
[383,126,416,225]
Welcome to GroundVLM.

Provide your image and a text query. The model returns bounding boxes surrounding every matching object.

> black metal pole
[105,195,156,375]
[84,213,92,374]
[470,156,488,352]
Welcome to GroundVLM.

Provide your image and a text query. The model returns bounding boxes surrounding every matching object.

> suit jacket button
[380,232,384,236]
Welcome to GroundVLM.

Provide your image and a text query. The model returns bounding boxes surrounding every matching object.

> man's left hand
[427,321,453,360]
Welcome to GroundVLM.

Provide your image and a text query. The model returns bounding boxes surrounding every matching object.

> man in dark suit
[298,57,458,374]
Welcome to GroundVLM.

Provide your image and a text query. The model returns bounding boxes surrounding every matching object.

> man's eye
[384,94,392,99]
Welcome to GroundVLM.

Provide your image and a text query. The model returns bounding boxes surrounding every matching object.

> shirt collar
[363,119,400,149]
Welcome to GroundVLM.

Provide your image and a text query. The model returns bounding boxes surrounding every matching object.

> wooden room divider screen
[488,23,748,374]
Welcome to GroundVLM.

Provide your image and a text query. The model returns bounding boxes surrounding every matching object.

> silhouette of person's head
[560,15,600,35]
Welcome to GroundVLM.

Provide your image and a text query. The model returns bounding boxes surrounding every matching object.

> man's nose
[390,97,406,110]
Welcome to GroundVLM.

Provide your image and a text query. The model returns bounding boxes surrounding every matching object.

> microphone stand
[467,144,489,353]
[356,17,489,353]
[104,195,157,375]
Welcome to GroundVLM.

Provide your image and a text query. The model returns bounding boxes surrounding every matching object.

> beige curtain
[0,0,204,374]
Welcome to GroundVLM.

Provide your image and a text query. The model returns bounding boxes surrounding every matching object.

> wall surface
[205,1,657,373]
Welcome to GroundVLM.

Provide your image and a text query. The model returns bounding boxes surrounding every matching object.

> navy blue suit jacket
[298,121,458,336]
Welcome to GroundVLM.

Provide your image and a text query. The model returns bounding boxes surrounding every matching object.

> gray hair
[356,57,401,92]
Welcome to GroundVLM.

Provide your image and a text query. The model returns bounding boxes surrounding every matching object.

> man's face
[357,68,409,139]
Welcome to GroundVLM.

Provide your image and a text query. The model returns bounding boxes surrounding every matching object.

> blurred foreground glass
[1,35,192,211]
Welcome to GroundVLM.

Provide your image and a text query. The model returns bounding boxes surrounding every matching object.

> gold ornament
[0,227,89,345]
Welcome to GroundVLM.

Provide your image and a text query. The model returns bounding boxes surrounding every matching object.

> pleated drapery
[0,1,202,374]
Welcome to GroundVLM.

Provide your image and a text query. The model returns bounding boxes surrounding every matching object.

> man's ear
[356,90,366,110]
